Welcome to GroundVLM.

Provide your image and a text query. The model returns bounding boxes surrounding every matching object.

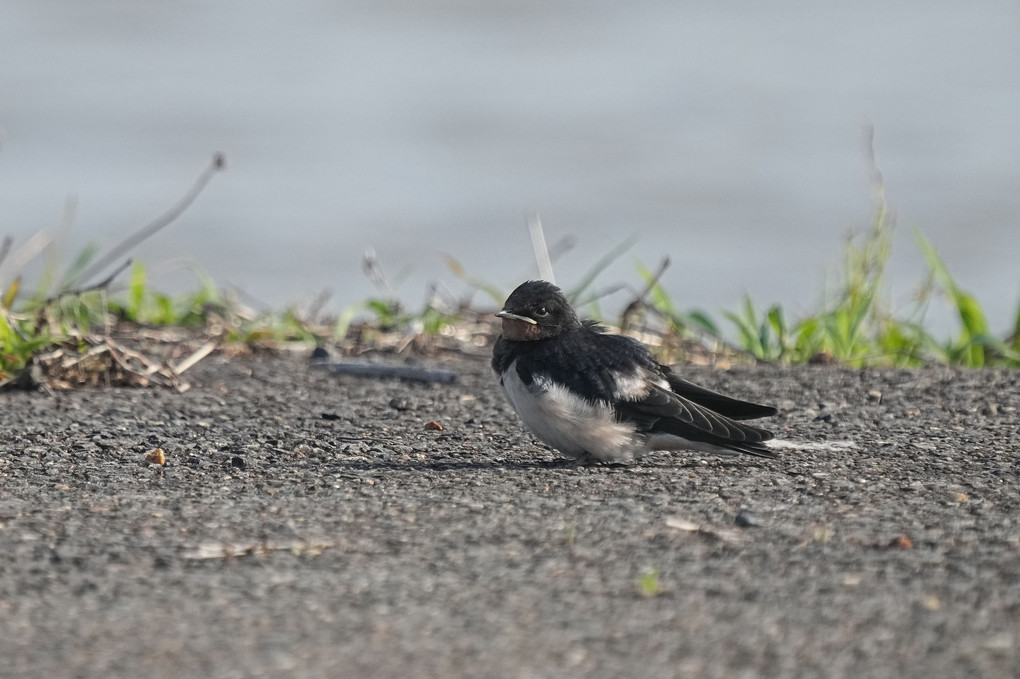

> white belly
[501,362,642,462]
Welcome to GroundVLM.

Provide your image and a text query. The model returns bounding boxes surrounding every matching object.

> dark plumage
[492,280,778,463]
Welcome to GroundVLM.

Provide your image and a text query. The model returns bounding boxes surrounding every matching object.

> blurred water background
[1,0,1018,334]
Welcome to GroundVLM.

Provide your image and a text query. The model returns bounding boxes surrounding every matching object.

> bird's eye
[534,306,549,317]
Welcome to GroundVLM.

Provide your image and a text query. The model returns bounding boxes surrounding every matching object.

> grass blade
[567,236,637,304]
[2,277,20,310]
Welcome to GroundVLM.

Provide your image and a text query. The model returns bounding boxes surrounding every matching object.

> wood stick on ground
[170,340,218,376]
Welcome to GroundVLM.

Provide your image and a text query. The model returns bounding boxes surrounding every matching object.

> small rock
[867,390,882,404]
[665,516,699,532]
[230,456,246,470]
[808,351,837,365]
[144,449,166,466]
[424,421,443,431]
[981,632,1014,654]
[389,397,412,411]
[734,511,759,528]
[888,534,913,549]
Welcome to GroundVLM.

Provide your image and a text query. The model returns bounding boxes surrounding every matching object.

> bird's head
[496,280,581,341]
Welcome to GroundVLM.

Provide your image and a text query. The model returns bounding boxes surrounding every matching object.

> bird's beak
[496,310,538,325]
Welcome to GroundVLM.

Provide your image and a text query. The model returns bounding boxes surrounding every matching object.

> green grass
[635,567,665,598]
[0,307,55,378]
[0,240,461,383]
[378,207,1019,369]
[107,261,223,327]
[3,182,1019,385]
[664,205,1019,368]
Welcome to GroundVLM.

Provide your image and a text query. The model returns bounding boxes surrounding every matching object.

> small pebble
[389,397,412,411]
[144,449,166,466]
[888,535,913,549]
[734,512,759,528]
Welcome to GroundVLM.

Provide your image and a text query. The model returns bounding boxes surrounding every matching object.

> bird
[491,280,779,464]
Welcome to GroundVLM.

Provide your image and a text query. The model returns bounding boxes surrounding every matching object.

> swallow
[491,280,779,463]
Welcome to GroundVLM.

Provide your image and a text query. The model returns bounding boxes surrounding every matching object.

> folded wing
[615,382,777,458]
[664,369,777,421]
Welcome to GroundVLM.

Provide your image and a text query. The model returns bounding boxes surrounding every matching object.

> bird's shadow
[324,457,602,474]
[322,454,763,475]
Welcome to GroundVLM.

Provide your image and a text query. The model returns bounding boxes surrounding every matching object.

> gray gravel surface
[1,353,1018,679]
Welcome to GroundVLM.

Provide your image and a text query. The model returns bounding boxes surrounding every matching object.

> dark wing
[663,368,777,421]
[615,382,777,458]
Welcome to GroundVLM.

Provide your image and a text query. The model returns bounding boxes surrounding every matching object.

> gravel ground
[1,351,1018,679]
